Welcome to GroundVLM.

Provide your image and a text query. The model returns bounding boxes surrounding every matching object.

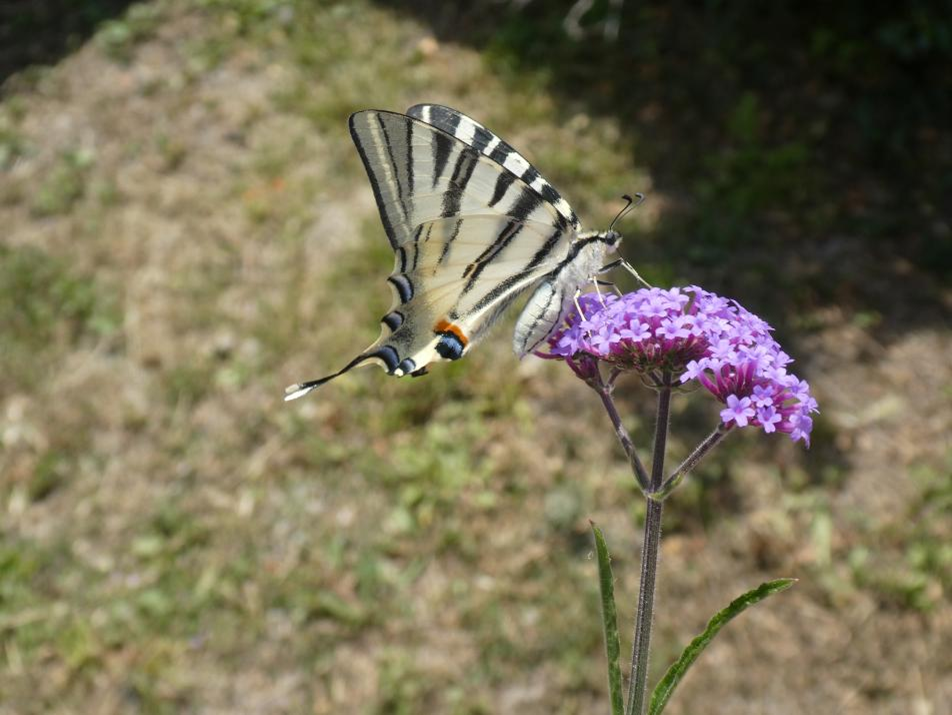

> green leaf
[648,578,796,715]
[591,522,624,715]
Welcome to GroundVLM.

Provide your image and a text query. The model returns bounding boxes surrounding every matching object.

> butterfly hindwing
[377,214,569,375]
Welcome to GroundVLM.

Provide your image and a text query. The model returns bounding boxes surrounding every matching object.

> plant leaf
[647,578,796,715]
[591,522,624,715]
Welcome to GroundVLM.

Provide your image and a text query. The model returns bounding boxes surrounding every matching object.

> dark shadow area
[378,0,952,343]
[0,0,136,85]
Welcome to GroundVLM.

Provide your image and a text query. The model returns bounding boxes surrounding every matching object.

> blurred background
[1,1,950,713]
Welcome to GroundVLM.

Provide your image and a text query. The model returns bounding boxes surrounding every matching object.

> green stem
[655,425,729,499]
[597,387,650,492]
[625,379,671,715]
[627,497,664,715]
[648,384,671,494]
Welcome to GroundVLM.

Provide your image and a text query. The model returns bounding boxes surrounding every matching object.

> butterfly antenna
[609,192,646,231]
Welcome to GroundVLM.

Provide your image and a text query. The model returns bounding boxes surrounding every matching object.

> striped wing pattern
[407,104,581,232]
[285,108,580,400]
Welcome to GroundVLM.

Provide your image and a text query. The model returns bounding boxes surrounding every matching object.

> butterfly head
[575,229,623,255]
[600,229,623,250]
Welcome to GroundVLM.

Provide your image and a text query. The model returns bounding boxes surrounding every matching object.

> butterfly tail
[283,379,331,402]
[283,353,376,401]
[283,343,406,401]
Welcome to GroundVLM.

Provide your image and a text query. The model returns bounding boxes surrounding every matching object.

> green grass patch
[0,244,120,388]
[95,2,163,63]
[848,460,952,611]
[31,149,94,216]
[0,113,28,170]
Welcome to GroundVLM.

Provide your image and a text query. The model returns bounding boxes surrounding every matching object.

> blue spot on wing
[372,345,400,372]
[382,311,404,331]
[435,333,465,360]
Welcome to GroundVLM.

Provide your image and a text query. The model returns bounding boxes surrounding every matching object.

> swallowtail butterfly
[285,104,641,401]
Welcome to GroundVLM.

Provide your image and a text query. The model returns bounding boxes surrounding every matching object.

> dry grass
[1,1,950,713]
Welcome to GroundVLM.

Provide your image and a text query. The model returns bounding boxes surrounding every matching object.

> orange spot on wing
[434,319,469,347]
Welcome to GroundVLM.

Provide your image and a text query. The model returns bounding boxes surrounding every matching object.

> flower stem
[626,497,663,715]
[648,382,671,493]
[655,425,730,499]
[626,379,672,715]
[597,387,650,492]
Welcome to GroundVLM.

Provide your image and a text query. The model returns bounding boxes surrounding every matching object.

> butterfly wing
[381,213,568,369]
[406,104,581,232]
[285,109,576,400]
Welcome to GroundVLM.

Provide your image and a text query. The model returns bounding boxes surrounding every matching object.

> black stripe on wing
[488,172,516,208]
[438,219,463,265]
[459,191,543,293]
[470,124,493,153]
[442,150,479,218]
[375,113,410,224]
[350,115,401,248]
[407,103,581,230]
[465,227,567,316]
[431,131,455,190]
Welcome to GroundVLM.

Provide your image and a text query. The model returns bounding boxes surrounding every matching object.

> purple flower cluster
[541,286,818,445]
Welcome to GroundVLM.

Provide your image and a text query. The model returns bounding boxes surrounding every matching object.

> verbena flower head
[540,286,818,445]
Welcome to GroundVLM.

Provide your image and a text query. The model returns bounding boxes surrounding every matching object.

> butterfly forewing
[407,104,581,232]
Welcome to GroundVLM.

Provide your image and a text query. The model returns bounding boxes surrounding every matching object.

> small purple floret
[538,286,818,445]
[721,394,755,427]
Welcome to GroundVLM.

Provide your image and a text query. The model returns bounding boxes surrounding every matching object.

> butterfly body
[512,229,621,356]
[285,105,626,401]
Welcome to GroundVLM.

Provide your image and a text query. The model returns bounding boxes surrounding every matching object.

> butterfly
[285,104,643,401]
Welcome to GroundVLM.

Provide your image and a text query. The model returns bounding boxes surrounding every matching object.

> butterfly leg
[620,259,652,288]
[592,275,607,306]
[598,258,652,288]
[573,287,588,320]
[595,278,624,298]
